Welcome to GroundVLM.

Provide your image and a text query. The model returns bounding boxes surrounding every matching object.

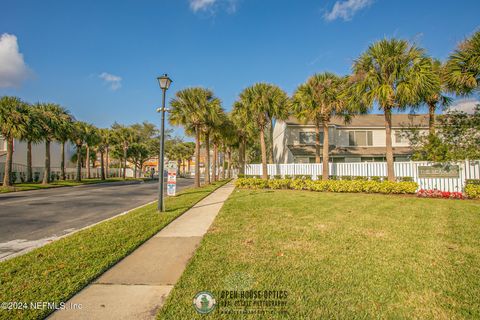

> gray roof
[286,114,430,128]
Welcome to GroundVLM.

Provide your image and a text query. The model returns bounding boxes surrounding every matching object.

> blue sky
[0,0,479,138]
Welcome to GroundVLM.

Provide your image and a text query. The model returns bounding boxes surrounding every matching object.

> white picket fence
[244,161,480,192]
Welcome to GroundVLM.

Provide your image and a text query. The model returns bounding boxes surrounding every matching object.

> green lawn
[159,189,480,319]
[0,180,229,320]
[0,177,147,193]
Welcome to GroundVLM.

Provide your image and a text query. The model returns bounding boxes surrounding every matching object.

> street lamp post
[157,74,172,212]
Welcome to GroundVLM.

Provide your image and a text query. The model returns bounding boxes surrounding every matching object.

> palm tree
[445,30,480,95]
[0,96,28,186]
[100,128,114,178]
[55,110,74,180]
[210,113,228,182]
[293,73,354,180]
[71,121,88,182]
[183,142,195,174]
[112,124,136,180]
[422,58,451,133]
[19,104,44,182]
[237,83,290,180]
[169,87,223,188]
[231,101,252,175]
[352,39,436,181]
[84,124,100,179]
[37,103,71,184]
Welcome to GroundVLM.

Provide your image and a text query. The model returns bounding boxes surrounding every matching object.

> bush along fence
[0,163,125,184]
[236,177,418,195]
[244,160,480,192]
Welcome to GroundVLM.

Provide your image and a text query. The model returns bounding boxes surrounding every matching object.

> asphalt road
[0,178,194,260]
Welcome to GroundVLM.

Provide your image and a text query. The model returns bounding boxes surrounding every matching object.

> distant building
[273,114,430,164]
[0,136,76,168]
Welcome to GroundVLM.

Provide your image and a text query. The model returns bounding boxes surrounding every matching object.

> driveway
[0,178,194,261]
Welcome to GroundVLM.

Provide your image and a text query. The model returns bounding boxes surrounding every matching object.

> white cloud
[188,0,238,14]
[99,72,122,90]
[189,0,216,12]
[0,33,30,88]
[446,99,479,114]
[324,0,373,21]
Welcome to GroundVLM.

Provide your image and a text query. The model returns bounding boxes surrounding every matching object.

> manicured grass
[159,189,480,319]
[0,178,146,193]
[0,180,229,320]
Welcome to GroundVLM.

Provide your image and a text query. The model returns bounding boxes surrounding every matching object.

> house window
[0,136,6,151]
[299,132,323,145]
[348,131,373,146]
[395,131,408,143]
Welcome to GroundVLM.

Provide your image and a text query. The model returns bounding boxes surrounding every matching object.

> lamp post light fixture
[157,74,172,212]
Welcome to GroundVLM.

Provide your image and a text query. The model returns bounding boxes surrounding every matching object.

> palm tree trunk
[123,144,127,180]
[60,141,66,180]
[100,151,106,180]
[27,141,33,182]
[384,109,395,181]
[76,145,82,182]
[188,159,191,174]
[194,127,201,188]
[105,146,109,178]
[260,127,268,180]
[239,138,245,175]
[42,140,51,184]
[212,143,218,182]
[222,146,226,180]
[3,137,14,186]
[315,121,321,163]
[177,159,182,175]
[322,121,330,180]
[428,103,436,134]
[227,149,232,179]
[86,145,91,179]
[205,132,211,185]
[269,118,274,163]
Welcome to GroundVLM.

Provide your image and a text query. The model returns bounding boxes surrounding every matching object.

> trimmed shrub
[235,178,418,195]
[465,184,480,199]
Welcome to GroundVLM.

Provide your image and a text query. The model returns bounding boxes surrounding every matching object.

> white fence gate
[244,161,480,192]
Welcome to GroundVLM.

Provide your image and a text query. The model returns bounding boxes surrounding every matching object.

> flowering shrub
[416,189,464,199]
[235,178,418,195]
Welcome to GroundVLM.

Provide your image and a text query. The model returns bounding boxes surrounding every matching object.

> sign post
[166,161,178,196]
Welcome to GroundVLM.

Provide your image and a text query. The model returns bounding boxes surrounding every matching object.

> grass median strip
[0,179,229,320]
[158,189,480,319]
[0,178,147,193]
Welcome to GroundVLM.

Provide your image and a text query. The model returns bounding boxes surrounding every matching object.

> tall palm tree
[112,124,136,180]
[293,73,355,180]
[231,101,252,175]
[352,39,436,181]
[0,96,28,186]
[84,124,100,179]
[445,30,480,95]
[100,128,114,178]
[422,58,451,133]
[169,87,223,188]
[19,104,44,182]
[210,112,228,182]
[200,98,223,185]
[71,121,88,182]
[54,110,74,180]
[238,83,290,180]
[37,103,71,184]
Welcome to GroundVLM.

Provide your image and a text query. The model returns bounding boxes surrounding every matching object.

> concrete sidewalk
[49,182,235,320]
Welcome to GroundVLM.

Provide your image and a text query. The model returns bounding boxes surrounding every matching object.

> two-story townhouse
[273,114,429,164]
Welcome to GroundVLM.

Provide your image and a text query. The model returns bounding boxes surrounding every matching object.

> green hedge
[465,184,480,199]
[235,178,418,194]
